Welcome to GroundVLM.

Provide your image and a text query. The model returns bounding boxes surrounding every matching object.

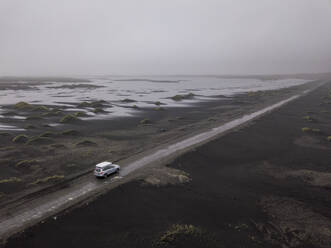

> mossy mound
[42,110,64,117]
[50,144,66,149]
[93,108,106,114]
[60,114,79,123]
[39,131,57,138]
[61,129,80,136]
[31,175,64,185]
[302,127,312,132]
[33,105,49,112]
[12,134,29,143]
[0,177,22,184]
[140,118,151,125]
[121,98,136,103]
[74,111,89,117]
[16,159,38,168]
[14,101,34,110]
[171,93,195,101]
[78,100,106,108]
[154,224,217,248]
[26,137,54,146]
[75,140,97,147]
[132,105,139,109]
[303,116,313,122]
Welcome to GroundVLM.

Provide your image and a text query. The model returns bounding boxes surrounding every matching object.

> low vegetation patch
[302,127,312,133]
[39,131,57,138]
[75,140,97,147]
[14,101,34,110]
[312,128,321,133]
[303,116,313,121]
[171,93,195,101]
[140,118,151,124]
[327,136,331,142]
[30,175,64,185]
[26,137,54,145]
[61,129,80,136]
[16,159,38,168]
[154,107,165,111]
[78,100,107,108]
[0,177,22,184]
[42,110,64,117]
[121,98,136,103]
[50,143,66,149]
[33,105,49,112]
[93,108,106,114]
[60,114,79,123]
[74,111,88,117]
[12,134,29,143]
[155,224,216,248]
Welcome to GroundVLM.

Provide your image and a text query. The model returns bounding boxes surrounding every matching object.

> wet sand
[2,79,331,248]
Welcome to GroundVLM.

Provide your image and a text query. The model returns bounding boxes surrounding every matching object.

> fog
[0,0,331,76]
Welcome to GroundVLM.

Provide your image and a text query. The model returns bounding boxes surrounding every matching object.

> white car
[94,161,120,178]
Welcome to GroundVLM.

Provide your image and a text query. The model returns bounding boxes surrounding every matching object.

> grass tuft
[154,224,216,248]
[16,159,38,167]
[39,131,57,138]
[140,118,151,125]
[60,114,79,123]
[74,112,88,117]
[121,98,136,103]
[303,116,313,122]
[61,129,80,136]
[14,101,33,110]
[302,127,312,133]
[26,137,54,145]
[30,175,64,185]
[0,177,22,184]
[171,93,195,101]
[12,134,29,143]
[75,140,97,147]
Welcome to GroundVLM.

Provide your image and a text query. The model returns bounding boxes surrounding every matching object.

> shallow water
[0,76,310,130]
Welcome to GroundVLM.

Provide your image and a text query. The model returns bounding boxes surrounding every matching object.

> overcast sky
[0,0,331,76]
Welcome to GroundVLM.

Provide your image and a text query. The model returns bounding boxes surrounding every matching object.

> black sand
[2,80,331,248]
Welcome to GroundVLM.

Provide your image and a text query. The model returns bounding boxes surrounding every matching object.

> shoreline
[0,79,326,244]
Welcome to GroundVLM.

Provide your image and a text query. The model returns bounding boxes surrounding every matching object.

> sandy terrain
[0,77,330,247]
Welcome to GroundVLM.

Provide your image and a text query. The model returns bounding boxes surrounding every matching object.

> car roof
[96,161,112,168]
